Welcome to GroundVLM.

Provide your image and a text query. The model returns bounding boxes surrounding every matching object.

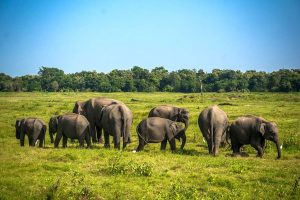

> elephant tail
[136,122,147,143]
[119,106,127,140]
[209,111,214,154]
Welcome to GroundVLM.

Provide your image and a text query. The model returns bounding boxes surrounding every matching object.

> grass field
[0,92,299,200]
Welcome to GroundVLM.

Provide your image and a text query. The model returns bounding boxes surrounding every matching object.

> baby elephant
[15,118,47,147]
[135,117,186,152]
[49,113,91,148]
[229,116,281,159]
[198,105,229,156]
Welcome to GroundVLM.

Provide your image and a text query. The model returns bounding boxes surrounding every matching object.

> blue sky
[0,0,299,77]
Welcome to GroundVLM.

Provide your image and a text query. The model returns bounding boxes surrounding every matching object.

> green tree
[38,67,64,91]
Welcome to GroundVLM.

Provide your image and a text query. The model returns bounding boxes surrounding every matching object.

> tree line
[0,66,299,92]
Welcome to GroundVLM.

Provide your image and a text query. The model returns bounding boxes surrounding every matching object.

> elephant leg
[62,136,68,148]
[251,137,264,157]
[231,139,242,156]
[78,137,85,148]
[206,137,213,154]
[85,132,92,148]
[128,134,132,143]
[104,131,110,148]
[168,138,176,152]
[122,140,127,149]
[20,132,25,146]
[213,130,222,156]
[39,135,44,148]
[160,139,167,150]
[29,136,35,147]
[122,135,128,149]
[136,138,145,152]
[251,143,264,158]
[220,132,226,148]
[40,129,46,148]
[90,122,97,143]
[113,135,120,150]
[96,126,103,144]
[54,132,63,148]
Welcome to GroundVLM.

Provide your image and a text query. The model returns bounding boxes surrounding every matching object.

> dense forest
[0,66,299,92]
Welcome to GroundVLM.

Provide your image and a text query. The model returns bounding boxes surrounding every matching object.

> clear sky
[0,0,300,77]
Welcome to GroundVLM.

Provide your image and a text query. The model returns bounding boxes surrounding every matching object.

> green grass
[0,92,299,200]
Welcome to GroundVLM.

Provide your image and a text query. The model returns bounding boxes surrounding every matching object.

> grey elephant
[135,117,186,152]
[15,118,47,147]
[198,105,229,156]
[229,116,281,159]
[49,113,91,148]
[99,103,133,149]
[73,97,123,143]
[148,105,189,130]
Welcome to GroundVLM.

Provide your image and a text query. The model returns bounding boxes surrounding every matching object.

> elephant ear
[55,116,60,125]
[99,106,107,122]
[167,123,177,140]
[15,119,21,127]
[258,123,266,136]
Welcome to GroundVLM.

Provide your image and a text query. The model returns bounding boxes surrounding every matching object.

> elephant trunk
[183,118,189,131]
[275,139,281,159]
[49,131,54,143]
[180,131,186,149]
[16,130,20,139]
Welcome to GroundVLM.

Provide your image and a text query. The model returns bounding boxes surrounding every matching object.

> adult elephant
[198,105,229,156]
[99,103,133,149]
[229,116,281,159]
[73,97,123,143]
[49,113,91,148]
[135,117,186,152]
[148,105,189,131]
[15,118,46,147]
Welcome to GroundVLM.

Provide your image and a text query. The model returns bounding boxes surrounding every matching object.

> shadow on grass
[175,149,208,156]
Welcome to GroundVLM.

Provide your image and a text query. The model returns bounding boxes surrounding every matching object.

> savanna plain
[0,92,299,200]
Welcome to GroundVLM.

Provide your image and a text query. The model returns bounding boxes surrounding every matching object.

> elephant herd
[15,97,282,159]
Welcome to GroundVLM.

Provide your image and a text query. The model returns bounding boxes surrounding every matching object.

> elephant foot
[98,138,103,144]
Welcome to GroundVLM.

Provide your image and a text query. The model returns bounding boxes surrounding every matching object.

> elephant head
[15,119,23,139]
[73,101,85,115]
[259,121,281,159]
[48,116,59,143]
[169,122,186,149]
[177,108,189,131]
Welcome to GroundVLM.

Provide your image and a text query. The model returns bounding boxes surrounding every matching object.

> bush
[107,153,152,176]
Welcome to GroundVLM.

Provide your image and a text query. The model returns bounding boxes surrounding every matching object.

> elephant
[73,97,123,143]
[148,105,189,131]
[99,103,133,149]
[49,113,91,148]
[15,118,47,147]
[135,117,186,152]
[229,116,281,159]
[198,105,229,156]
